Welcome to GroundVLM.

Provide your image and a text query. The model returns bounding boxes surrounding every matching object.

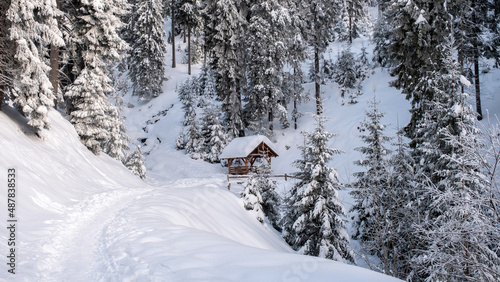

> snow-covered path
[36,187,153,281]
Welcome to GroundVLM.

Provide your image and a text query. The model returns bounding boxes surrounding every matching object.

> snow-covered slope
[0,106,401,281]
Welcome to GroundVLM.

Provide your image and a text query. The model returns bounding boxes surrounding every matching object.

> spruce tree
[242,165,281,229]
[203,0,246,138]
[244,0,290,134]
[0,0,16,109]
[7,0,63,133]
[184,119,203,159]
[242,174,266,224]
[124,145,147,179]
[283,0,308,130]
[104,105,130,161]
[384,128,416,278]
[199,104,227,163]
[178,78,198,126]
[409,46,500,281]
[128,0,167,99]
[197,62,217,106]
[350,95,392,252]
[333,47,359,103]
[303,0,340,114]
[337,0,371,44]
[64,0,129,154]
[372,4,397,67]
[283,115,354,262]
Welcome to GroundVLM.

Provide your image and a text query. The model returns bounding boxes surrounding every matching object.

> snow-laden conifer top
[220,135,278,159]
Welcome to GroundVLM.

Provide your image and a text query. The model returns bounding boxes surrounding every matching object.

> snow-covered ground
[0,105,401,281]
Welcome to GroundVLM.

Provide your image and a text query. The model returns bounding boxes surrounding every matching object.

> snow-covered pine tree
[242,174,266,224]
[451,0,499,120]
[244,0,290,135]
[303,0,340,114]
[282,115,354,262]
[372,4,397,67]
[128,0,167,99]
[383,127,416,278]
[283,0,308,130]
[409,43,500,281]
[333,47,361,104]
[336,0,371,44]
[350,94,392,255]
[203,0,245,138]
[178,78,198,126]
[176,130,186,150]
[104,105,130,161]
[257,165,281,231]
[7,0,64,133]
[197,61,217,106]
[388,0,453,138]
[124,145,147,179]
[0,0,16,109]
[241,165,281,229]
[199,104,227,163]
[184,118,204,159]
[65,68,114,154]
[177,0,202,75]
[64,0,129,154]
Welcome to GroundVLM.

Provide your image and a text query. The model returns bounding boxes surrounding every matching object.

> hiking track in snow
[35,187,153,281]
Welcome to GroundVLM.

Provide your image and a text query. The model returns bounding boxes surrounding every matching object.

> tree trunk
[314,47,322,115]
[294,98,298,130]
[0,84,4,111]
[50,0,62,109]
[268,108,273,132]
[459,49,464,93]
[183,24,186,43]
[472,3,483,120]
[474,51,482,120]
[50,44,59,108]
[188,27,191,75]
[236,82,245,137]
[349,15,353,44]
[293,67,298,130]
[171,3,176,68]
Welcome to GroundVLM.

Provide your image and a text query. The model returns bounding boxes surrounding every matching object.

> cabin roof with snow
[220,135,279,175]
[220,135,278,159]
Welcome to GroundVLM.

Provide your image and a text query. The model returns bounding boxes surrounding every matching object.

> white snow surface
[0,106,401,281]
[219,135,278,159]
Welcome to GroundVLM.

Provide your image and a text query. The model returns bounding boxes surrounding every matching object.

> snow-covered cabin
[220,135,278,175]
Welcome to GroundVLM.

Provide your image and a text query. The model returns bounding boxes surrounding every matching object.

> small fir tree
[334,47,363,104]
[241,165,281,229]
[199,104,227,163]
[178,78,199,126]
[104,105,130,161]
[176,130,186,150]
[124,145,147,179]
[184,119,203,159]
[282,115,354,262]
[350,95,392,243]
[242,174,266,224]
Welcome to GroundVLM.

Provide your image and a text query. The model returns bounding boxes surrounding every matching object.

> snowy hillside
[0,105,402,281]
